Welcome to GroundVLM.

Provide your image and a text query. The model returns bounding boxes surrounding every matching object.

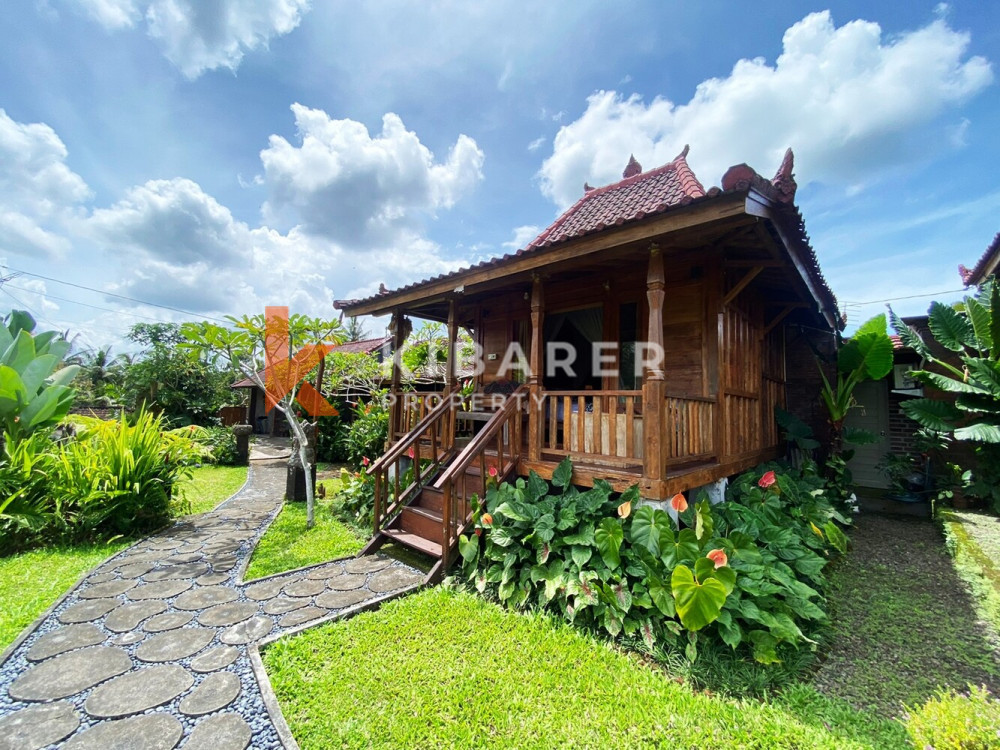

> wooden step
[381,528,443,558]
[399,505,443,543]
[415,486,443,513]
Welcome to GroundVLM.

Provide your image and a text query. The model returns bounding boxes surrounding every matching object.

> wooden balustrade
[722,391,761,458]
[395,391,447,438]
[537,391,643,466]
[664,395,716,465]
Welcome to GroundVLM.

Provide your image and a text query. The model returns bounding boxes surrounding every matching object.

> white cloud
[527,136,546,152]
[503,225,541,250]
[260,104,485,248]
[539,11,993,207]
[0,109,90,259]
[69,0,311,77]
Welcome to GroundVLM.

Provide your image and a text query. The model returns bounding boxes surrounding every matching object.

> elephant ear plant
[0,310,80,444]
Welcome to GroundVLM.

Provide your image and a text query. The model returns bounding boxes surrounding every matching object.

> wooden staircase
[361,386,526,582]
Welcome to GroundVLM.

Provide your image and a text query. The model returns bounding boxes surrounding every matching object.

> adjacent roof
[230,336,391,388]
[336,147,840,329]
[959,231,1000,287]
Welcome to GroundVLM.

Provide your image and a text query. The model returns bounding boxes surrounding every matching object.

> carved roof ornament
[584,182,595,193]
[771,147,797,203]
[622,154,642,179]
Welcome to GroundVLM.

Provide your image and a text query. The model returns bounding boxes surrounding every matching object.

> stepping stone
[368,566,423,593]
[243,579,285,601]
[178,672,241,716]
[136,628,215,662]
[146,538,185,551]
[84,665,194,718]
[198,601,258,627]
[112,632,144,646]
[315,589,369,611]
[144,563,210,582]
[196,572,230,586]
[176,543,206,555]
[182,713,251,750]
[165,552,204,564]
[190,645,239,673]
[116,561,156,579]
[128,580,193,601]
[344,555,392,574]
[279,606,327,628]
[27,623,106,661]
[105,600,168,632]
[283,578,325,597]
[114,551,163,565]
[144,612,194,632]
[325,574,367,591]
[59,598,120,624]
[0,701,80,750]
[78,579,137,599]
[86,572,117,584]
[173,586,238,611]
[63,713,183,750]
[9,646,132,701]
[219,616,272,645]
[306,564,345,580]
[209,557,237,573]
[262,596,307,615]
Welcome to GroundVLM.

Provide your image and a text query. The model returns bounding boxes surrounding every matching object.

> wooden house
[336,147,841,580]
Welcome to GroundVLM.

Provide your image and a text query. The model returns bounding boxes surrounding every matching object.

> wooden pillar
[528,275,544,462]
[388,309,405,443]
[642,244,667,495]
[445,298,459,452]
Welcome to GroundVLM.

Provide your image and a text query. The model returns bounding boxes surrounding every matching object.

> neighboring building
[959,231,1000,287]
[230,336,392,435]
[336,147,842,580]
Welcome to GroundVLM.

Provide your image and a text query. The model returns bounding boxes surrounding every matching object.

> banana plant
[890,281,1000,443]
[0,311,79,443]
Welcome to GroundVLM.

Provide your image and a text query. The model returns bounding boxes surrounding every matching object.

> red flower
[488,466,498,479]
[670,493,688,513]
[361,456,370,467]
[481,513,493,526]
[758,471,777,489]
[474,528,482,537]
[406,447,414,459]
[706,549,728,569]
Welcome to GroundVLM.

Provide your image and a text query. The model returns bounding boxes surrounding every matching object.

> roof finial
[677,144,690,160]
[623,154,642,179]
[584,182,595,193]
[771,148,797,203]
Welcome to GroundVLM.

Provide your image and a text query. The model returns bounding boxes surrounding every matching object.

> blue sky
[0,1,997,348]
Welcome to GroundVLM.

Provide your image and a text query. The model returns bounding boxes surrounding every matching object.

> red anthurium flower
[617,500,632,519]
[406,447,414,459]
[481,513,493,526]
[707,549,728,569]
[488,466,498,478]
[670,493,688,513]
[474,528,482,537]
[758,470,777,489]
[361,456,370,466]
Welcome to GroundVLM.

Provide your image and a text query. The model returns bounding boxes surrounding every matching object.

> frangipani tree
[181,310,344,528]
[890,282,1000,443]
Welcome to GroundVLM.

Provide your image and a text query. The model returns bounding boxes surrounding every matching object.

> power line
[0,265,231,324]
[841,288,967,306]
[2,282,181,324]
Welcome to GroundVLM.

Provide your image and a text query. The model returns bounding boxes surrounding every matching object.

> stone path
[0,463,424,749]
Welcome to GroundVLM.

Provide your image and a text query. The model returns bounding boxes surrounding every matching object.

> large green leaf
[2,330,36,372]
[900,398,962,431]
[965,359,1000,396]
[694,499,714,541]
[629,505,673,557]
[842,427,879,445]
[671,564,728,631]
[661,528,700,568]
[966,297,994,355]
[915,370,986,395]
[647,573,676,618]
[889,308,931,359]
[838,330,893,381]
[19,354,58,395]
[595,518,623,569]
[928,301,975,352]
[823,521,848,554]
[955,423,1000,443]
[551,458,573,489]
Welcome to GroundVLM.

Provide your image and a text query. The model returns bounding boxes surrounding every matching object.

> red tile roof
[959,231,1000,286]
[528,147,706,250]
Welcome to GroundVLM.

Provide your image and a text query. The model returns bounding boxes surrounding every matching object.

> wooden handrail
[367,389,458,477]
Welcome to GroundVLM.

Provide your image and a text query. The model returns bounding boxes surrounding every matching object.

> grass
[0,540,130,652]
[177,464,249,516]
[243,484,366,580]
[941,509,1000,635]
[264,587,906,749]
[811,513,1000,716]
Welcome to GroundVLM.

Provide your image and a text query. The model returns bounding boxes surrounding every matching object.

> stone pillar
[232,424,252,466]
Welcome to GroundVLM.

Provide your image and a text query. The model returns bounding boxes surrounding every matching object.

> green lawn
[177,464,249,516]
[264,587,906,749]
[243,491,366,581]
[941,509,1000,636]
[0,540,130,652]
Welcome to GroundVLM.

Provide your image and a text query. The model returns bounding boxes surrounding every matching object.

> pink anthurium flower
[707,549,728,569]
[488,465,498,478]
[758,470,776,488]
[670,493,688,513]
[361,456,370,467]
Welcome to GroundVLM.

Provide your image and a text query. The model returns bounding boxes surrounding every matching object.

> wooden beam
[445,298,458,392]
[527,275,544,462]
[763,306,796,337]
[724,259,784,268]
[722,266,763,306]
[339,193,749,317]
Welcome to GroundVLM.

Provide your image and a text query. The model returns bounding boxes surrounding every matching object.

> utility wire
[1,265,231,324]
[840,288,967,306]
[2,282,184,324]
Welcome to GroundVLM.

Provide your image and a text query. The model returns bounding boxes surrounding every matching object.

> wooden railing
[537,391,643,466]
[722,390,761,458]
[762,376,784,449]
[395,391,447,439]
[369,388,461,534]
[434,385,526,572]
[665,395,716,465]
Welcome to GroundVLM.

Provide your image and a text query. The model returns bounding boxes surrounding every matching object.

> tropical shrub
[458,459,848,664]
[172,424,240,465]
[0,310,79,443]
[342,391,389,469]
[316,411,349,464]
[334,467,375,529]
[905,686,1000,750]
